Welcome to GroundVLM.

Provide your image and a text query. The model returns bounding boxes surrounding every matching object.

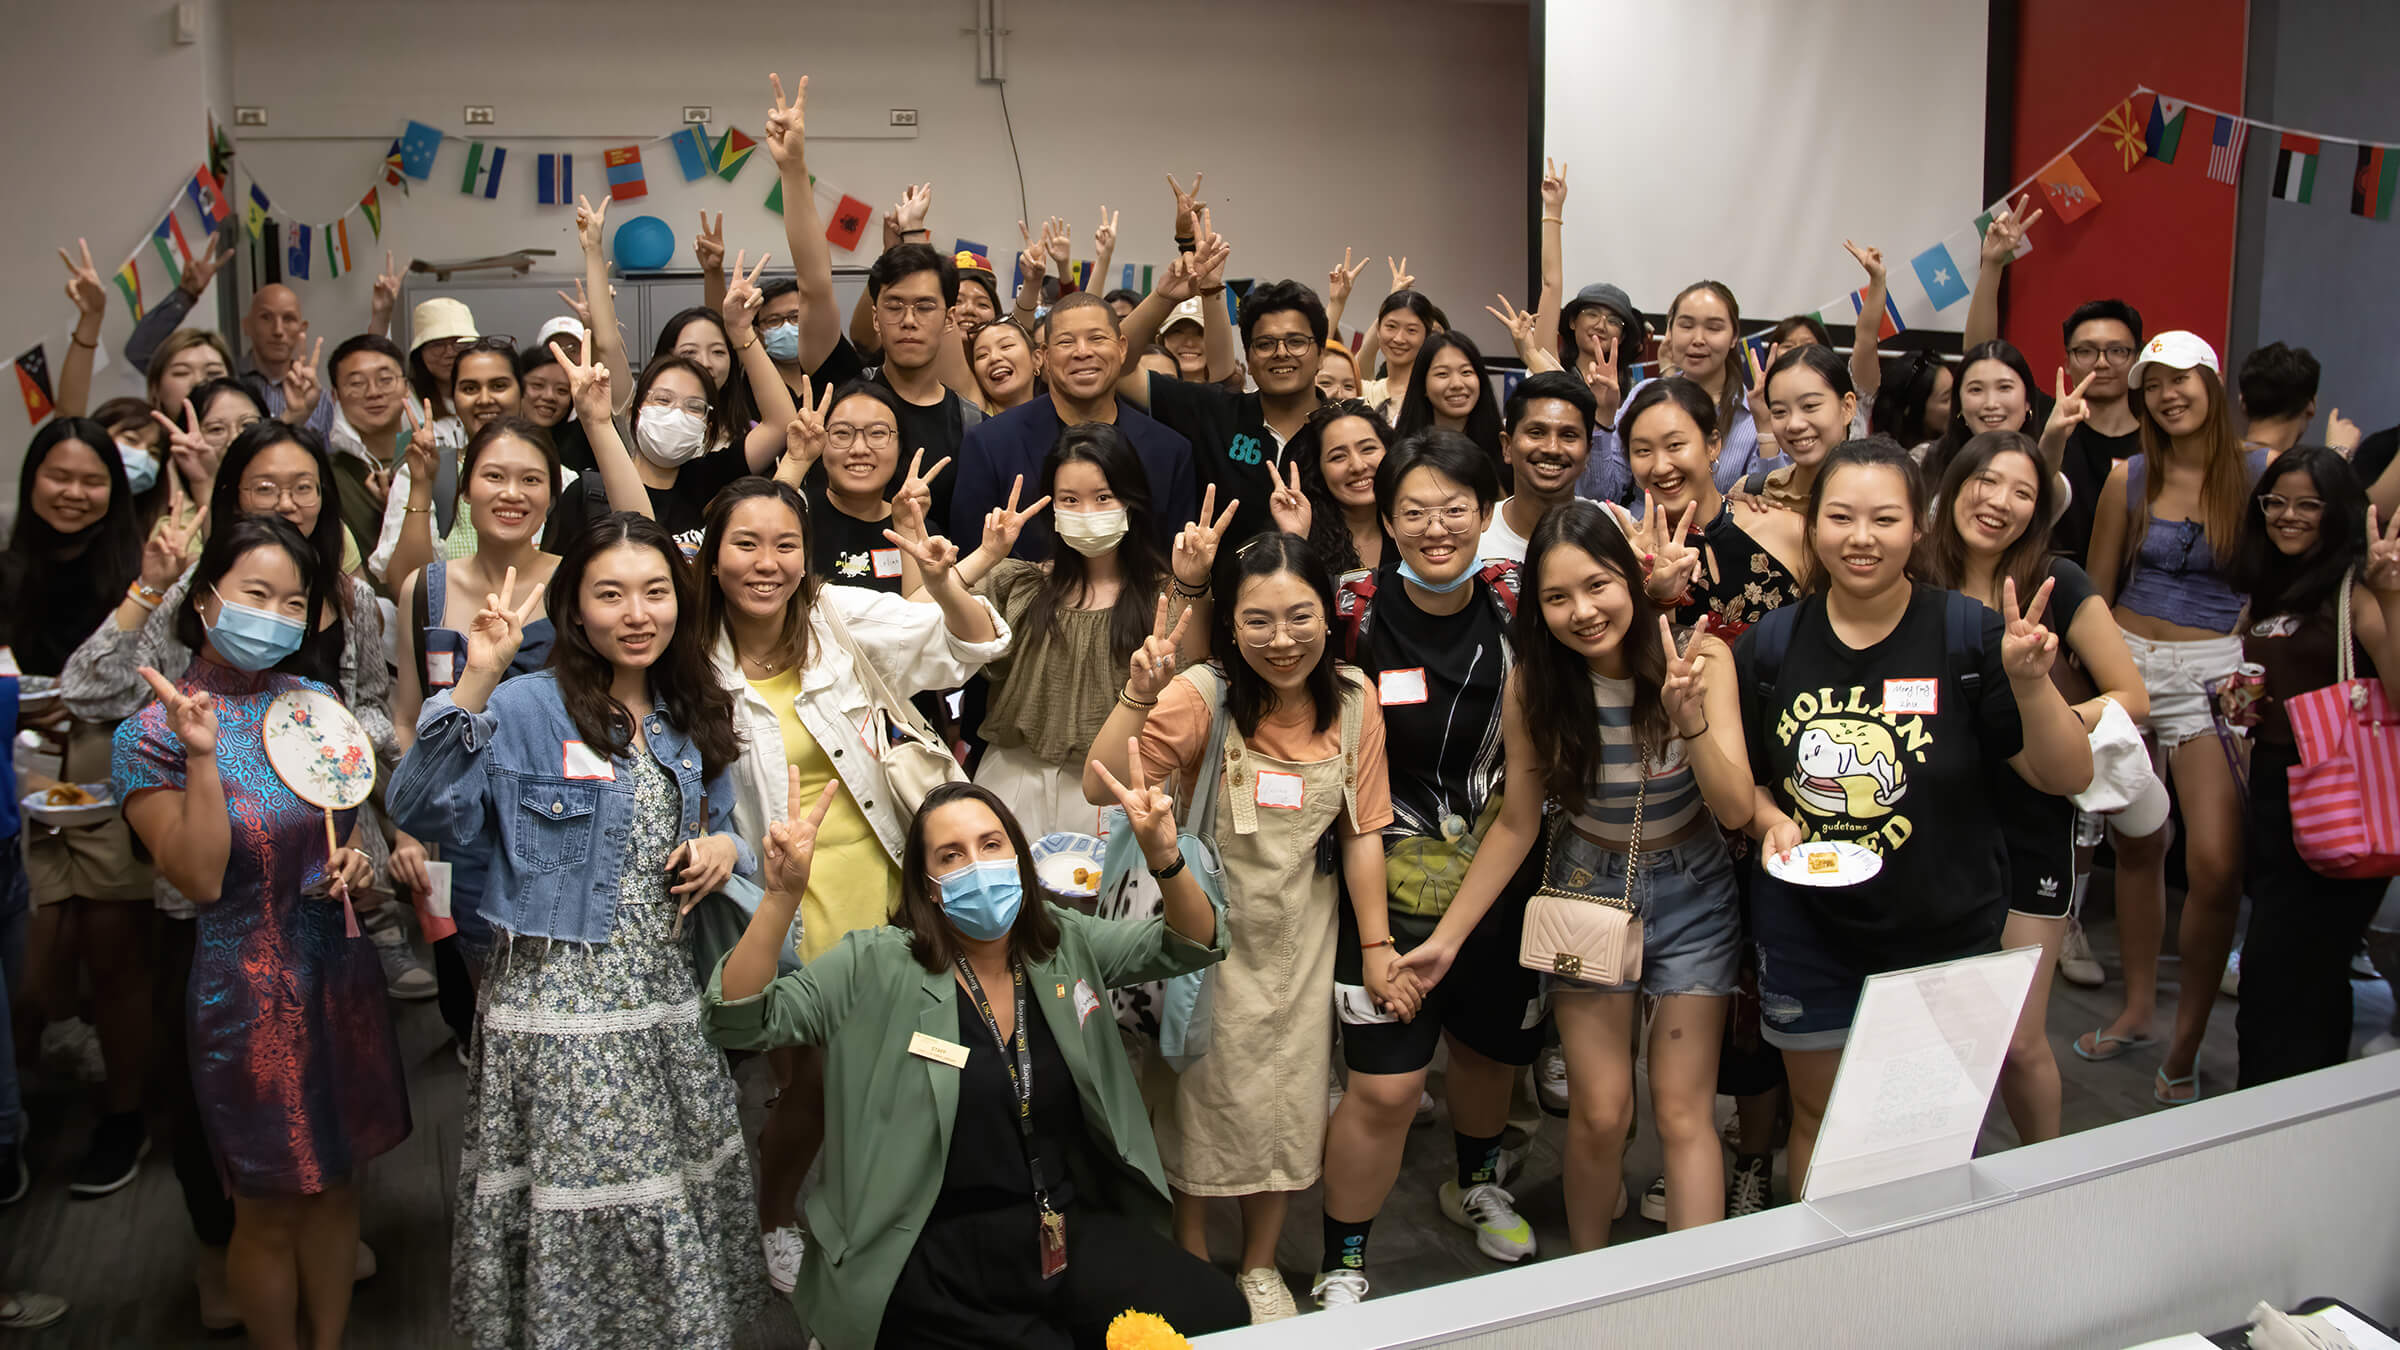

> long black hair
[1209,531,1343,737]
[174,513,337,686]
[1394,331,1505,488]
[1515,500,1672,813]
[695,477,820,675]
[1928,339,2040,482]
[1926,430,2058,611]
[1020,423,1165,670]
[655,306,758,433]
[893,781,1063,973]
[545,510,741,777]
[1872,347,1949,447]
[1288,399,1393,577]
[210,421,355,646]
[0,418,144,673]
[2230,446,2368,622]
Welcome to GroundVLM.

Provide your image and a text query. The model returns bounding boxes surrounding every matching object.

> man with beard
[1478,371,1597,564]
[948,292,1195,561]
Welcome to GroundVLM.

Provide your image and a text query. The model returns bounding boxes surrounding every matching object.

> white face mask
[635,406,709,467]
[117,439,161,493]
[1055,506,1128,556]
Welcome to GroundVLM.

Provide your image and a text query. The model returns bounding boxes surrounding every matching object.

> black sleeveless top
[1676,500,1803,638]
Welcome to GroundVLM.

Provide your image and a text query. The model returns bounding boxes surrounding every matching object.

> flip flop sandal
[2153,1068,2200,1106]
[2072,1029,2156,1062]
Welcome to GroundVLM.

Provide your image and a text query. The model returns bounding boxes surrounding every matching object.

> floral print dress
[453,751,765,1349]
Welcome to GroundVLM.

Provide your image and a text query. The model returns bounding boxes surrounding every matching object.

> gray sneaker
[368,919,438,1001]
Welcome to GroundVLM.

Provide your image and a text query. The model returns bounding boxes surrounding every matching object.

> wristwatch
[1149,853,1188,881]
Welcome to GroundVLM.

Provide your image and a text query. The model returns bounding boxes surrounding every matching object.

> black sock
[1455,1129,1504,1189]
[1321,1214,1373,1273]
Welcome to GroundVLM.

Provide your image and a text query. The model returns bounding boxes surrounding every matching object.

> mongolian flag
[604,146,648,201]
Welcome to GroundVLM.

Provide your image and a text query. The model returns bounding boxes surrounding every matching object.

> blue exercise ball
[613,215,675,271]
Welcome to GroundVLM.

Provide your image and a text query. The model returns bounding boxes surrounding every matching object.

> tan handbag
[1518,745,1646,985]
[816,598,968,815]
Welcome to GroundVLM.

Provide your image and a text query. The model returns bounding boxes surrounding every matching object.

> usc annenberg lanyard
[955,956,1068,1279]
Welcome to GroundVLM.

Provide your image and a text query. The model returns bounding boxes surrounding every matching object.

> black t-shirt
[547,417,595,475]
[2352,424,2400,491]
[1147,372,1310,548]
[1989,560,2096,878]
[2054,424,2143,567]
[544,440,750,562]
[936,981,1085,1214]
[1736,587,2024,968]
[1354,567,1511,841]
[806,480,906,594]
[809,336,963,532]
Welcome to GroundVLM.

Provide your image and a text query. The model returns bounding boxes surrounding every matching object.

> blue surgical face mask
[117,439,160,494]
[934,858,1025,941]
[762,323,802,363]
[206,587,308,671]
[1398,557,1475,594]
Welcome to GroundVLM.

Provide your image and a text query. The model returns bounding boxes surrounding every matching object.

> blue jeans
[0,837,27,1148]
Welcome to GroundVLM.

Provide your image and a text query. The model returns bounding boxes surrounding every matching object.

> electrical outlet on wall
[234,106,268,127]
[463,106,495,125]
[683,106,712,124]
[890,109,918,127]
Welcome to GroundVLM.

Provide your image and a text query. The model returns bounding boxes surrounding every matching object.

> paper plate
[1031,831,1107,899]
[22,782,115,829]
[1763,839,1883,888]
[262,687,377,810]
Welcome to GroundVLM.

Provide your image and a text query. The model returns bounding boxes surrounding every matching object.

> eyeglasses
[1236,612,1325,646]
[2067,343,2138,365]
[641,395,711,417]
[1248,334,1316,357]
[1391,504,1479,536]
[827,424,897,449]
[877,298,943,323]
[2257,494,2326,519]
[339,372,403,396]
[242,478,321,509]
[759,314,800,333]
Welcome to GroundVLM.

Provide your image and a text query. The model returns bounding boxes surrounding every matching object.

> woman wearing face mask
[115,513,405,1350]
[371,338,524,588]
[93,396,173,524]
[1394,333,1504,487]
[1280,399,1395,580]
[1731,437,2090,1193]
[517,324,594,473]
[2224,449,2400,1087]
[702,780,1246,1349]
[968,319,1040,416]
[695,475,1008,1293]
[1083,532,1394,1326]
[1925,431,2149,1144]
[656,306,752,440]
[390,513,766,1347]
[1924,340,2053,485]
[2080,334,2274,1106]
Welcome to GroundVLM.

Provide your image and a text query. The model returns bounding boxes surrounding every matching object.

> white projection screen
[1542,0,1988,328]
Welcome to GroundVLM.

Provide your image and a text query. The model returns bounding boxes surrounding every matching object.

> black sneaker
[1,1136,27,1206]
[1727,1152,1773,1217]
[68,1111,150,1197]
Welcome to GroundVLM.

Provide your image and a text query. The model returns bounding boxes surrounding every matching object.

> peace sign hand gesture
[1267,459,1313,539]
[764,73,808,166]
[1744,339,1782,433]
[1091,736,1180,870]
[1843,239,1887,289]
[1043,215,1072,271]
[1981,192,2041,267]
[1999,575,2060,682]
[140,471,204,591]
[1658,615,1712,737]
[1171,483,1241,588]
[58,238,106,321]
[1582,335,1622,414]
[2046,366,2098,439]
[139,666,218,756]
[780,374,833,482]
[978,475,1052,558]
[1016,220,1050,285]
[1614,494,1701,602]
[554,277,610,329]
[1540,157,1569,214]
[1327,247,1369,305]
[765,764,845,896]
[176,232,233,300]
[1167,172,1205,237]
[549,337,613,427]
[465,564,548,677]
[574,194,611,257]
[1486,293,1543,364]
[152,397,220,499]
[1093,205,1119,257]
[882,525,965,587]
[400,395,442,483]
[372,252,404,324]
[281,337,325,425]
[890,448,953,539]
[721,249,772,341]
[694,211,726,274]
[1127,593,1195,704]
[1387,255,1414,294]
[2364,505,2400,597]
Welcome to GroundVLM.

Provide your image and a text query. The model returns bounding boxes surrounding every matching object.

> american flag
[2206,115,2248,185]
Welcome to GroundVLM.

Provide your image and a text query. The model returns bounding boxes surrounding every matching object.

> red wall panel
[2003,0,2249,375]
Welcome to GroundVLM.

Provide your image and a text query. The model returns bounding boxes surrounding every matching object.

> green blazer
[702,904,1223,1350]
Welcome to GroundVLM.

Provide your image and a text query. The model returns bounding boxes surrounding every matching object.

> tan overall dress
[1155,670,1364,1196]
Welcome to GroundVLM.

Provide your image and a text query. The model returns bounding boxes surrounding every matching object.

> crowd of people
[1,70,2395,1348]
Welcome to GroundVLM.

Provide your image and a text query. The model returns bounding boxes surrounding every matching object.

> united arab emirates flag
[2273,133,2320,204]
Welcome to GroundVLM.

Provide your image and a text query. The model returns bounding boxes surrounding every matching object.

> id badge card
[1039,1205,1068,1280]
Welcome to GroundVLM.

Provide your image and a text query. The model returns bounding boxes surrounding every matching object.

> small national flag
[151,218,184,287]
[480,146,505,198]
[2273,133,2321,203]
[670,126,713,182]
[112,259,142,320]
[537,153,573,206]
[288,223,312,281]
[187,167,231,226]
[324,220,345,278]
[2206,115,2248,185]
[247,183,270,240]
[331,219,354,276]
[2144,95,2187,164]
[604,146,647,201]
[462,141,506,196]
[2100,99,2145,172]
[1849,287,1904,341]
[2037,151,2103,223]
[825,194,871,251]
[359,187,383,239]
[764,177,783,215]
[208,111,233,180]
[1909,240,1972,312]
[2353,143,2398,221]
[382,138,409,190]
[712,127,756,181]
[15,344,54,426]
[398,120,443,180]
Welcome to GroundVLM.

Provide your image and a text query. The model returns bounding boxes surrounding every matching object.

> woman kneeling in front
[702,778,1248,1350]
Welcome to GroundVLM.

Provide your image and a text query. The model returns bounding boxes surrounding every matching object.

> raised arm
[1090,206,1119,307]
[55,239,107,417]
[1660,621,1754,830]
[1534,159,1567,356]
[695,212,728,315]
[1322,247,1368,338]
[882,471,999,641]
[574,195,635,416]
[369,252,403,340]
[2037,368,2097,479]
[764,72,845,373]
[1082,595,1194,806]
[382,397,447,595]
[1843,241,1886,401]
[552,336,649,517]
[722,250,800,472]
[123,233,228,372]
[1487,294,1562,374]
[1008,219,1054,328]
[1963,193,2040,354]
[1192,209,1237,384]
[1114,238,1225,409]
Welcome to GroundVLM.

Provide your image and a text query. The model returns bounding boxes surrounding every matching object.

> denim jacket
[388,671,756,944]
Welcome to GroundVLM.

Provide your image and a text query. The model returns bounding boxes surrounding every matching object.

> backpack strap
[1337,572,1378,663]
[1942,589,1987,703]
[1177,663,1237,841]
[1478,560,1522,618]
[1335,668,1365,826]
[1747,602,1800,704]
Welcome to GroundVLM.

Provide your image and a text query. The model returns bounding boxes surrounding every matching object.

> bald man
[124,232,338,438]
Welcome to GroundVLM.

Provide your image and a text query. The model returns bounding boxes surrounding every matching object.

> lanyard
[954,956,1049,1205]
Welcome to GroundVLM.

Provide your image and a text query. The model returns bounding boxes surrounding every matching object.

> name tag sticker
[871,548,905,578]
[425,650,458,689]
[563,740,617,780]
[423,860,455,918]
[1074,979,1101,1026]
[909,1031,971,1068]
[1256,770,1304,810]
[1378,668,1429,706]
[1883,678,1939,716]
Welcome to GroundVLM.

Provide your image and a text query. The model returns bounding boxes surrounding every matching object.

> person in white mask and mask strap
[543,251,804,561]
[953,421,1206,840]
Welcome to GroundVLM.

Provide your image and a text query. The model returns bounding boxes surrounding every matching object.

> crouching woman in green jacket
[703,768,1249,1350]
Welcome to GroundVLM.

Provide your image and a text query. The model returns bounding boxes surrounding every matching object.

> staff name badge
[1256,769,1304,810]
[871,549,904,579]
[425,650,458,689]
[1883,678,1939,716]
[563,740,616,780]
[908,1031,970,1068]
[1073,979,1101,1026]
[1378,668,1429,706]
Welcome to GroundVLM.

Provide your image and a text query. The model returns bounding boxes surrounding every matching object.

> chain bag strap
[1518,743,1647,984]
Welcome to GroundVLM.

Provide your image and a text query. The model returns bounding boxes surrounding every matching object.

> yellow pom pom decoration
[1105,1309,1191,1350]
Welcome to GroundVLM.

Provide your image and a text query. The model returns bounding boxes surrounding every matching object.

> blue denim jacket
[388,672,755,944]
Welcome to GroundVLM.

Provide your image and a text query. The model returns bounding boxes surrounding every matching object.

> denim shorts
[1750,879,2002,1052]
[1540,826,1741,998]
[2121,631,2243,750]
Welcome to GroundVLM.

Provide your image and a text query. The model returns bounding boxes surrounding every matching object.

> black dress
[1676,500,1803,640]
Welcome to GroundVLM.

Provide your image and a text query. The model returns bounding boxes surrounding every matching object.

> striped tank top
[1570,674,1704,848]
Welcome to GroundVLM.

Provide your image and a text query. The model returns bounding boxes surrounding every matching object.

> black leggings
[2236,744,2388,1089]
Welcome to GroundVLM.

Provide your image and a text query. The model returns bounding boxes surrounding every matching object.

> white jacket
[714,585,1012,864]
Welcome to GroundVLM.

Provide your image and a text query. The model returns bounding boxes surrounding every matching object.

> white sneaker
[2221,948,2242,998]
[368,921,438,1001]
[2058,918,2104,988]
[1413,1090,1436,1126]
[1639,1175,1668,1222]
[1537,1045,1570,1116]
[1236,1268,1297,1323]
[1311,1268,1369,1308]
[1439,1180,1536,1262]
[762,1225,805,1293]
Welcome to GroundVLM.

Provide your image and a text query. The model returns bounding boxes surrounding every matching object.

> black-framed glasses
[2066,343,2137,365]
[1248,333,1316,357]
